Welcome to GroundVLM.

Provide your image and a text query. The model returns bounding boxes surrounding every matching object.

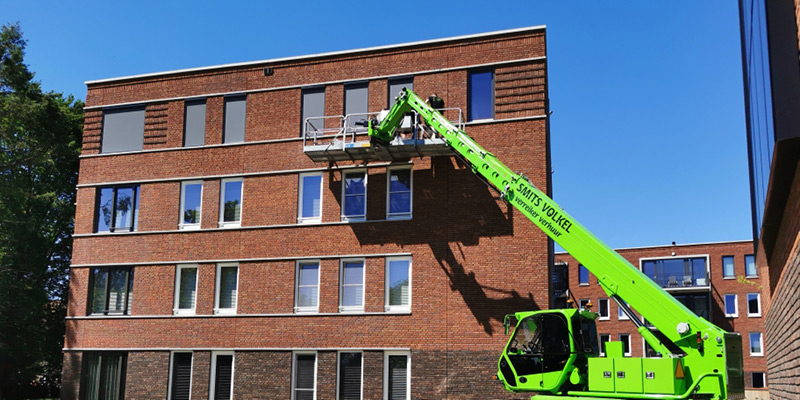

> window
[745,254,757,277]
[101,106,144,153]
[96,186,140,232]
[210,352,234,400]
[388,77,413,107]
[89,267,134,315]
[344,82,369,128]
[643,337,658,358]
[598,298,609,320]
[751,372,765,388]
[168,352,192,400]
[642,257,708,288]
[724,294,738,317]
[747,293,761,317]
[673,293,711,321]
[578,264,589,285]
[749,332,763,356]
[174,265,198,315]
[81,352,127,400]
[298,173,323,223]
[219,178,242,227]
[180,181,202,229]
[214,264,238,315]
[579,298,590,310]
[340,260,365,312]
[301,87,325,137]
[387,167,412,220]
[293,352,317,400]
[184,99,206,147]
[468,70,494,121]
[338,352,362,400]
[619,334,631,357]
[617,300,630,320]
[598,334,610,356]
[384,352,410,400]
[385,257,411,312]
[342,170,367,221]
[722,255,735,278]
[223,96,246,143]
[296,261,320,313]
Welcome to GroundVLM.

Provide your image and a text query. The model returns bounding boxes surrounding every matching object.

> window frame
[749,332,763,356]
[751,371,766,388]
[222,95,247,144]
[209,351,235,400]
[467,69,495,121]
[745,254,758,277]
[341,169,367,222]
[578,264,589,285]
[167,351,193,400]
[598,334,610,356]
[579,298,590,310]
[337,351,363,400]
[746,293,762,317]
[387,76,414,107]
[385,256,412,312]
[88,266,134,316]
[214,263,239,315]
[101,105,145,154]
[295,260,321,314]
[298,172,324,224]
[80,351,127,400]
[386,166,413,220]
[617,300,630,321]
[724,294,738,318]
[619,334,631,357]
[598,298,610,320]
[722,255,735,279]
[95,185,140,233]
[179,180,203,230]
[183,98,206,147]
[339,258,365,313]
[292,351,318,400]
[218,178,243,228]
[174,264,198,315]
[383,351,410,400]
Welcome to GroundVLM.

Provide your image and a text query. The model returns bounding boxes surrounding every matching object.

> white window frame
[295,260,320,314]
[578,264,589,286]
[619,334,631,357]
[174,264,198,315]
[745,292,761,317]
[383,351,410,400]
[722,255,735,279]
[339,259,365,313]
[385,256,412,312]
[749,332,764,356]
[341,169,367,222]
[386,166,412,220]
[598,334,610,356]
[298,172,324,224]
[751,371,766,388]
[579,298,590,310]
[598,298,610,320]
[167,351,193,400]
[617,300,630,321]
[745,254,758,278]
[292,351,317,400]
[214,263,239,315]
[724,294,738,318]
[336,351,363,400]
[209,351,235,400]
[179,180,203,230]
[219,178,243,228]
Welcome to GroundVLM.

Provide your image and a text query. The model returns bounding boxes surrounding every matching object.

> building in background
[61,27,551,399]
[557,240,769,399]
[738,0,800,398]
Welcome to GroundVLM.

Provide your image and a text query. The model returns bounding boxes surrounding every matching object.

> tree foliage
[0,22,83,398]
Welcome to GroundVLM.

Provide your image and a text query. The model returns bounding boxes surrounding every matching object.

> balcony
[642,257,709,289]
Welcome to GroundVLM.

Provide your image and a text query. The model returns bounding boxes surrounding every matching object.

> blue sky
[2,1,752,248]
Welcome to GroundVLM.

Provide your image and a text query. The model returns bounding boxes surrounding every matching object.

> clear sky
[2,1,752,249]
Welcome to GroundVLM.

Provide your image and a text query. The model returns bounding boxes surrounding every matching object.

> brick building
[738,0,800,399]
[62,27,551,399]
[556,240,770,399]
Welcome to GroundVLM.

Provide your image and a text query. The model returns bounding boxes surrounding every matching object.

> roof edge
[85,25,546,85]
[554,239,755,255]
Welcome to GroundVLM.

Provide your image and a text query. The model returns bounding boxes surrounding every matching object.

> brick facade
[63,27,550,399]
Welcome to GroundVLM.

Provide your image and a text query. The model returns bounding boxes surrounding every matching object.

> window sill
[745,275,759,279]
[179,224,201,231]
[725,315,738,318]
[723,276,736,280]
[341,216,366,223]
[174,310,196,316]
[218,222,241,228]
[339,308,365,313]
[747,314,762,318]
[578,283,589,286]
[387,215,412,221]
[598,317,610,321]
[214,309,237,315]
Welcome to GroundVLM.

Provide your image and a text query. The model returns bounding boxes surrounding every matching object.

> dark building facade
[62,27,551,399]
[738,0,800,398]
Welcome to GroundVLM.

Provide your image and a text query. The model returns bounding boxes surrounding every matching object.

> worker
[426,93,444,110]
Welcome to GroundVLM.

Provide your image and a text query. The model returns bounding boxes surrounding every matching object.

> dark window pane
[388,355,408,400]
[170,353,192,400]
[113,187,135,231]
[748,294,760,314]
[102,107,144,153]
[91,269,108,314]
[97,188,114,232]
[388,78,413,107]
[301,175,322,219]
[223,97,246,144]
[213,355,233,400]
[107,269,128,313]
[222,181,242,223]
[178,268,197,310]
[218,267,238,310]
[339,353,362,400]
[345,83,369,128]
[182,183,202,225]
[184,100,206,147]
[752,372,765,388]
[295,354,316,392]
[578,264,589,284]
[302,88,325,137]
[468,71,494,121]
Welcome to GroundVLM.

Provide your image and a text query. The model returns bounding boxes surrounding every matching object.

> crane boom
[366,88,744,399]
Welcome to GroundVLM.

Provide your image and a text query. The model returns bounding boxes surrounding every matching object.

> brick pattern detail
[143,103,169,149]
[765,237,800,398]
[494,61,547,119]
[124,351,170,399]
[82,110,103,155]
[234,351,292,399]
[60,352,82,400]
[190,351,211,399]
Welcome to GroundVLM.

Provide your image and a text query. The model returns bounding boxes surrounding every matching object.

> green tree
[0,22,83,398]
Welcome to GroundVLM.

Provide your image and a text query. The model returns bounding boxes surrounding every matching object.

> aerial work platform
[302,109,463,162]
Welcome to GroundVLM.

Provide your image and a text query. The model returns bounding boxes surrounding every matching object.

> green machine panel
[642,358,686,395]
[588,358,615,392]
[614,358,643,394]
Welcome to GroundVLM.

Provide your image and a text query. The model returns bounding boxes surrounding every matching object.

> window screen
[184,100,206,147]
[223,96,246,143]
[102,107,145,153]
[388,77,413,106]
[170,352,192,400]
[294,354,316,400]
[213,354,233,400]
[387,355,408,400]
[301,88,325,137]
[339,352,362,400]
[344,83,368,128]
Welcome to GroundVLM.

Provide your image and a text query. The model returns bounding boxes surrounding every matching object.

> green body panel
[614,358,643,393]
[604,342,624,359]
[642,358,685,395]
[587,358,615,392]
[369,89,744,399]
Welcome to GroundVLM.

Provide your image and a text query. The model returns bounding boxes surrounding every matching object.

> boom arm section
[368,89,742,399]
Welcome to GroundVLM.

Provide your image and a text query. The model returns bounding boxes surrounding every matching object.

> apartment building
[62,27,551,399]
[557,240,769,399]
